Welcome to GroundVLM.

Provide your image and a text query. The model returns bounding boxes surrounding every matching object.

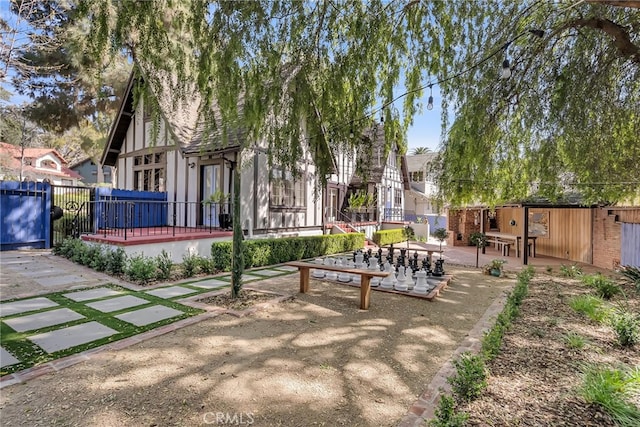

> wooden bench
[284,261,390,310]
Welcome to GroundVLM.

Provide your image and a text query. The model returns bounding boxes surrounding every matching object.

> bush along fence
[428,267,534,427]
[53,233,365,285]
[372,228,409,246]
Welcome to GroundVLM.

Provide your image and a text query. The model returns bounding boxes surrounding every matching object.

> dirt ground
[0,267,513,427]
[463,274,640,426]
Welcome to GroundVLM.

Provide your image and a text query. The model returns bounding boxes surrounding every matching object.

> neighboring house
[102,72,407,238]
[404,153,439,218]
[0,142,83,185]
[102,73,327,237]
[70,157,113,186]
[333,125,407,223]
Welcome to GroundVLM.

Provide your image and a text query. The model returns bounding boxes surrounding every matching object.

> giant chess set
[311,245,449,299]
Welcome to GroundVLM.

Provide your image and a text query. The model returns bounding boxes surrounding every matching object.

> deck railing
[68,200,233,240]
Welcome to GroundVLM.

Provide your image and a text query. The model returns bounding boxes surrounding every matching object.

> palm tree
[411,147,431,155]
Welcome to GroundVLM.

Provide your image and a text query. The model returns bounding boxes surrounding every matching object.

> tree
[411,147,431,155]
[75,0,640,296]
[432,1,640,206]
[4,0,131,133]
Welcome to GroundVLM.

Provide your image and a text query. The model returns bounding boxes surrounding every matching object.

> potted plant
[483,259,506,277]
[432,227,449,257]
[470,232,488,268]
[203,189,231,228]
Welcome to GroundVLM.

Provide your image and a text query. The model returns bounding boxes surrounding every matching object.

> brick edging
[397,289,511,426]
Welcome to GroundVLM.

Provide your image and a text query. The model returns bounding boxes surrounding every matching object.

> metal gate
[0,181,51,250]
[621,223,640,267]
[51,185,95,246]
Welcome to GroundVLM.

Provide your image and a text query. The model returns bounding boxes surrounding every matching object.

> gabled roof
[405,153,437,171]
[0,142,81,180]
[349,125,389,186]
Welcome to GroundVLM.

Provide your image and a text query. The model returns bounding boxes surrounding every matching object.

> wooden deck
[81,227,233,246]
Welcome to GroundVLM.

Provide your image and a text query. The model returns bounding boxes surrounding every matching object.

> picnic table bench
[284,261,390,310]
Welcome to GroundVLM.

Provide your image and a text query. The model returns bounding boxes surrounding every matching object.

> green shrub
[481,267,533,360]
[88,245,109,272]
[610,310,639,347]
[619,265,640,293]
[105,247,127,275]
[563,332,588,350]
[428,395,468,427]
[447,352,488,403]
[559,263,583,278]
[372,228,406,246]
[210,233,365,272]
[582,273,621,300]
[181,249,200,278]
[197,256,216,275]
[568,294,608,323]
[579,365,640,427]
[125,253,156,285]
[155,250,173,280]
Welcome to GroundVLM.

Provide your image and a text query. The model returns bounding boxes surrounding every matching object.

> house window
[394,188,402,206]
[411,171,424,182]
[133,152,165,191]
[40,160,57,169]
[270,169,305,208]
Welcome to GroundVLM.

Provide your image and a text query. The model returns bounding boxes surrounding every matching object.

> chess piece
[355,251,365,269]
[380,262,395,289]
[413,270,428,294]
[433,259,445,277]
[312,258,326,278]
[325,258,338,281]
[394,266,408,291]
[369,257,381,287]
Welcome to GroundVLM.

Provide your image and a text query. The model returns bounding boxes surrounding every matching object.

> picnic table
[484,232,537,258]
[284,261,389,310]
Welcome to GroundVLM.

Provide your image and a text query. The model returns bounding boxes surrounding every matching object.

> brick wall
[592,208,621,270]
[446,209,481,247]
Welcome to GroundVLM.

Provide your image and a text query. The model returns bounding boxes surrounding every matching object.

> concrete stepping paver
[1,347,20,368]
[241,274,263,282]
[34,275,87,287]
[273,265,298,272]
[4,308,85,333]
[251,269,283,277]
[86,295,150,313]
[0,297,59,317]
[115,305,184,327]
[28,321,118,353]
[145,286,197,299]
[19,268,67,278]
[190,279,229,289]
[63,288,123,302]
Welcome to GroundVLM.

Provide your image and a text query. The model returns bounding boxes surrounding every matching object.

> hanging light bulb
[501,59,511,79]
[380,113,384,123]
[427,84,434,110]
[349,128,354,138]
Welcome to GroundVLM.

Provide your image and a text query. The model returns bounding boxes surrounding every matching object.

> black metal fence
[51,185,95,246]
[66,200,233,240]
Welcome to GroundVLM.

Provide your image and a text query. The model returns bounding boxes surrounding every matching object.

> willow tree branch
[555,17,640,63]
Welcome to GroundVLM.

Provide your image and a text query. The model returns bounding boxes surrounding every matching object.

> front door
[201,164,221,226]
[328,188,338,222]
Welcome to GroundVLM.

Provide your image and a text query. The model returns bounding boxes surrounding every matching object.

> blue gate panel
[621,223,640,267]
[94,188,168,229]
[0,181,51,250]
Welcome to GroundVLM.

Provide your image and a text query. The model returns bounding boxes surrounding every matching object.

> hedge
[372,228,407,246]
[210,233,366,271]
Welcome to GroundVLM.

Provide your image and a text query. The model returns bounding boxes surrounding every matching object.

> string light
[427,84,434,110]
[302,28,545,144]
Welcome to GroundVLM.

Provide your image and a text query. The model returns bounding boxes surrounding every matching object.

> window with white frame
[133,151,165,191]
[394,188,402,206]
[270,169,305,208]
